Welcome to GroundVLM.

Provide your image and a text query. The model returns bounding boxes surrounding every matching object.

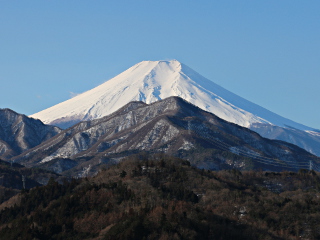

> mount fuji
[30,60,320,155]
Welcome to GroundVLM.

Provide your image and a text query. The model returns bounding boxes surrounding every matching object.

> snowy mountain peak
[30,60,313,132]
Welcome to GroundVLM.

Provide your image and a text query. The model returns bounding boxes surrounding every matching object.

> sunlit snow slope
[30,60,314,132]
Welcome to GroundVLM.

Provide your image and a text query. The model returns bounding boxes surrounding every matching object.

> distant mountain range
[13,97,320,176]
[29,60,320,156]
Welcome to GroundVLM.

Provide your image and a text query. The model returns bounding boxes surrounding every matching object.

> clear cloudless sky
[0,1,319,129]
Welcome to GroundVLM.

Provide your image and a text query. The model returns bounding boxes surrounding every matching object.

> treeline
[0,154,320,239]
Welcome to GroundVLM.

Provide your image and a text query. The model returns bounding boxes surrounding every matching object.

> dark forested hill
[1,154,320,240]
[0,159,61,204]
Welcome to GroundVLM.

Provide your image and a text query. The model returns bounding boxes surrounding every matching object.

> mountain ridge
[15,97,320,175]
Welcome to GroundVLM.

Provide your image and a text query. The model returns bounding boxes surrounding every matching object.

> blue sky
[1,1,320,129]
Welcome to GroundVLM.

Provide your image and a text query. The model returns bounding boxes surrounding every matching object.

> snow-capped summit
[30,60,313,131]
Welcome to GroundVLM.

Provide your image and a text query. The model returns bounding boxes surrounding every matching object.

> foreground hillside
[1,155,320,239]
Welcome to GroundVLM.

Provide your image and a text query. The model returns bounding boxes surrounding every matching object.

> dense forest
[0,154,320,239]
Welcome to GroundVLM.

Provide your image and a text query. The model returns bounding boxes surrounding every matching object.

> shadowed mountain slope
[0,108,61,159]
